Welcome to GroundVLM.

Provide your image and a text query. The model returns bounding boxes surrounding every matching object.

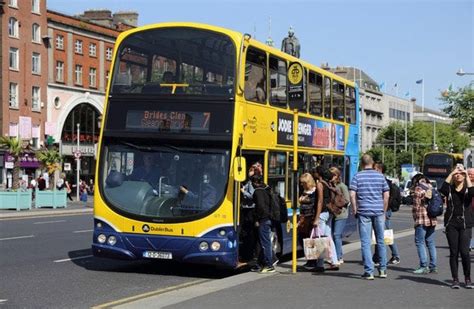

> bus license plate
[143,251,172,259]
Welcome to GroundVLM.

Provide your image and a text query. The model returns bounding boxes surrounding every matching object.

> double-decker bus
[422,152,463,188]
[92,22,360,268]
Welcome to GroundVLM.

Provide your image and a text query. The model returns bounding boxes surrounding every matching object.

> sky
[47,0,473,111]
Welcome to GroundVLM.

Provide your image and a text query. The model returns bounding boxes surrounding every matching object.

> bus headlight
[199,242,209,251]
[211,241,221,251]
[218,229,226,236]
[107,235,117,246]
[97,234,106,244]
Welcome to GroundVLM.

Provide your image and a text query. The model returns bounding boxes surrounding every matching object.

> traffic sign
[74,150,82,159]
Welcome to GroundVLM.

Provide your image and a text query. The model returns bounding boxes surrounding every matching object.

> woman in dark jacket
[438,166,474,289]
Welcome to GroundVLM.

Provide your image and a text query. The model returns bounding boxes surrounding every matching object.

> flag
[379,81,385,90]
[405,91,410,98]
[394,82,398,88]
[416,79,423,84]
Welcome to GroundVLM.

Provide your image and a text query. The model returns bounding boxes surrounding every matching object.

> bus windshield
[110,27,236,97]
[101,142,230,222]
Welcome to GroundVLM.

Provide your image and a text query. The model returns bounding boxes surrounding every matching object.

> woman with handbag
[438,165,474,289]
[329,167,350,264]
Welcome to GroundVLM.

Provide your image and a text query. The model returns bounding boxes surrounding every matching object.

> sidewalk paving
[0,198,93,218]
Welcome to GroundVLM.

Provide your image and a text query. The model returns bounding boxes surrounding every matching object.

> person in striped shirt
[350,154,390,280]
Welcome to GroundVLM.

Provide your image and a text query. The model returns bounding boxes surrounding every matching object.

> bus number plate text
[143,251,173,259]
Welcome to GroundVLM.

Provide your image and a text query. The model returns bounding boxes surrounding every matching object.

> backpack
[268,189,288,223]
[426,188,444,218]
[387,179,401,212]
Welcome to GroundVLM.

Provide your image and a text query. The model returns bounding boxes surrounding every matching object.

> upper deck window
[244,47,267,104]
[269,56,287,108]
[345,86,356,124]
[332,81,344,121]
[111,27,236,97]
[308,71,323,116]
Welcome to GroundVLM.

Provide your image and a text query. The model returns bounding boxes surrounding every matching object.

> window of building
[9,0,18,7]
[9,48,19,70]
[31,0,40,14]
[75,40,83,54]
[345,86,356,124]
[323,77,331,118]
[106,47,113,60]
[32,53,41,74]
[106,70,110,82]
[8,18,19,38]
[407,112,410,122]
[56,61,64,82]
[332,81,345,121]
[89,67,97,88]
[269,56,287,108]
[32,86,40,110]
[308,71,323,116]
[32,23,41,43]
[56,35,64,50]
[9,83,19,108]
[75,65,83,85]
[244,47,267,104]
[89,43,97,57]
[32,125,40,148]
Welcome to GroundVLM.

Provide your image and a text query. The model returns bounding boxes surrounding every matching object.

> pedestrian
[298,172,322,270]
[88,179,94,195]
[372,162,401,266]
[79,180,88,205]
[349,154,390,280]
[438,165,474,289]
[251,174,275,273]
[65,179,73,201]
[311,166,339,272]
[410,174,438,275]
[329,167,350,265]
[37,175,46,191]
[467,168,474,252]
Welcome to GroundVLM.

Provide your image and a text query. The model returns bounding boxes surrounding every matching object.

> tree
[37,148,63,190]
[0,137,24,190]
[440,83,474,135]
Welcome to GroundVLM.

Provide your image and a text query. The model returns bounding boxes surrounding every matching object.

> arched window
[32,23,41,43]
[61,104,101,144]
[8,18,19,38]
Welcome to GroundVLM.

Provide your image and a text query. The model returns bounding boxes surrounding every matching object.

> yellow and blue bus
[92,22,360,268]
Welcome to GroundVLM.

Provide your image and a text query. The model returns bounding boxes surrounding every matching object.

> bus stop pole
[292,109,298,273]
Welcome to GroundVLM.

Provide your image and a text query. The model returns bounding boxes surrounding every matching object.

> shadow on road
[395,275,450,287]
[67,248,241,279]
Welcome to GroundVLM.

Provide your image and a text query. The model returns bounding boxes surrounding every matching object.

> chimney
[79,9,113,27]
[113,11,138,27]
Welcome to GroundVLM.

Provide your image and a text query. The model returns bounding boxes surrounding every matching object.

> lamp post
[76,123,80,201]
[456,68,474,76]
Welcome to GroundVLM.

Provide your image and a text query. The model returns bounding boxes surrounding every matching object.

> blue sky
[48,0,473,110]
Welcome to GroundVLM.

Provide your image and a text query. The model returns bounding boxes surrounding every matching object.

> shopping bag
[371,229,394,245]
[303,228,329,260]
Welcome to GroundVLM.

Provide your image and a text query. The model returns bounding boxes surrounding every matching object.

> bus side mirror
[233,157,247,182]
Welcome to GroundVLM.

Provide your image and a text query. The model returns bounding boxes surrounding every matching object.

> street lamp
[456,68,474,76]
[76,123,80,201]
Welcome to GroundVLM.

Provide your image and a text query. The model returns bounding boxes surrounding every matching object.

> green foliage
[440,83,474,135]
[0,137,25,190]
[37,148,63,190]
[372,121,469,178]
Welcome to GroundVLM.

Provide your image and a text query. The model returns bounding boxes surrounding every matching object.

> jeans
[445,225,471,279]
[414,225,437,269]
[332,218,347,261]
[258,219,273,268]
[316,212,338,267]
[373,210,399,262]
[358,214,387,274]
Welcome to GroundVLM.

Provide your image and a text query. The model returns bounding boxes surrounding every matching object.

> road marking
[73,229,93,233]
[54,255,93,263]
[0,235,34,241]
[0,212,91,221]
[0,299,7,304]
[92,279,210,309]
[34,220,67,225]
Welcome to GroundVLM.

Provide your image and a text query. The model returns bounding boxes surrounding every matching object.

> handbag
[371,229,394,245]
[303,227,330,260]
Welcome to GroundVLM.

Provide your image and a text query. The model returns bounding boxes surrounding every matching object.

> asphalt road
[0,205,418,308]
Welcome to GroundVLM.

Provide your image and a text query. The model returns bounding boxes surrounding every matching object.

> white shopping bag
[371,229,394,245]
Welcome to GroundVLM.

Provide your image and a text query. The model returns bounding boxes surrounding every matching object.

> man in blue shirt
[350,154,390,280]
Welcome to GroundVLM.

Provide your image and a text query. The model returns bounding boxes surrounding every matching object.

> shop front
[3,153,41,188]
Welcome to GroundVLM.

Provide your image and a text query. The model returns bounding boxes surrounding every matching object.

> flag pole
[422,78,425,112]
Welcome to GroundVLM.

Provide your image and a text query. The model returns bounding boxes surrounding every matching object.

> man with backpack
[372,163,401,266]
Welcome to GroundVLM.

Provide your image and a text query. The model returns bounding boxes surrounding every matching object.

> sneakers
[259,266,276,274]
[429,267,438,274]
[272,259,279,267]
[389,257,400,265]
[338,259,344,265]
[465,278,473,289]
[373,262,380,267]
[313,266,325,273]
[413,267,429,274]
[451,279,461,289]
[361,273,374,280]
[250,265,261,272]
[326,264,340,271]
[378,270,387,278]
[303,261,317,270]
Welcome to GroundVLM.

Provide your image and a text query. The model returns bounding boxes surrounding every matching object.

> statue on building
[281,26,300,58]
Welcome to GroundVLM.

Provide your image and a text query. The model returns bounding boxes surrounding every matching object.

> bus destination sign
[126,110,210,133]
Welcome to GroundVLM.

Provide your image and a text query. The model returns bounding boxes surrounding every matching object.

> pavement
[2,204,472,308]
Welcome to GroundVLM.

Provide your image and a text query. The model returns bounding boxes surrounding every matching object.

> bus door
[238,151,264,262]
